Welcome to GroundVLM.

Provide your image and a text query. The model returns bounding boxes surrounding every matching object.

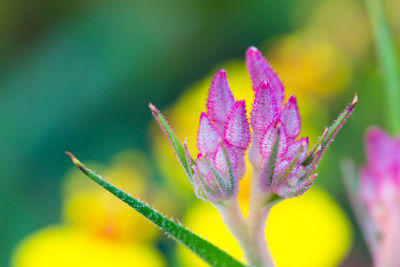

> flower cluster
[151,46,357,203]
[247,47,312,198]
[191,70,250,202]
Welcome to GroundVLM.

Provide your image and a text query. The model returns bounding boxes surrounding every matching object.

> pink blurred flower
[357,127,400,267]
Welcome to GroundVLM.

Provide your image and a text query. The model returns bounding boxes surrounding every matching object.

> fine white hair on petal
[251,82,280,136]
[224,100,251,149]
[246,46,285,105]
[197,112,219,156]
[280,95,301,140]
[206,69,235,133]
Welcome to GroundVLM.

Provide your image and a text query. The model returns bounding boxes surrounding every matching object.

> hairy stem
[246,168,275,267]
[215,199,250,262]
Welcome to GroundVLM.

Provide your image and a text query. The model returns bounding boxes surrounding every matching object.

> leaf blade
[66,152,245,267]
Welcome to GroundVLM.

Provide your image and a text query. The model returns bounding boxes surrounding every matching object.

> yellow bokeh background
[12,226,165,267]
[177,187,352,267]
[11,151,168,267]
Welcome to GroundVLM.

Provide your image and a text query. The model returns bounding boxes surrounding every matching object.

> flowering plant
[68,47,357,266]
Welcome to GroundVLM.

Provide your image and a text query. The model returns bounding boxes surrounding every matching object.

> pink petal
[246,46,284,106]
[281,95,301,140]
[224,100,251,149]
[197,113,219,156]
[260,123,288,161]
[206,69,235,133]
[196,154,210,177]
[365,127,396,175]
[359,167,379,210]
[214,143,238,176]
[274,173,317,198]
[234,148,246,179]
[275,159,291,175]
[286,137,309,163]
[273,160,301,186]
[251,82,280,136]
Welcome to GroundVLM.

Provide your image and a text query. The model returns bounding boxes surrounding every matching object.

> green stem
[215,199,251,263]
[247,168,276,267]
[366,0,400,134]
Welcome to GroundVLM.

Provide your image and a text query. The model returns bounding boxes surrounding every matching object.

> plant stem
[217,192,275,267]
[215,199,251,262]
[366,0,400,135]
[247,168,276,267]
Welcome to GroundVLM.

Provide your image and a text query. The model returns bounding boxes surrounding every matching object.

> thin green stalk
[366,0,400,134]
[247,168,276,267]
[214,199,251,264]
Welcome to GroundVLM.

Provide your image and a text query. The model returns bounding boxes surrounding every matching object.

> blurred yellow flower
[62,150,159,243]
[12,225,165,267]
[177,187,352,267]
[267,30,352,98]
[12,150,167,267]
[385,0,400,35]
[307,0,370,60]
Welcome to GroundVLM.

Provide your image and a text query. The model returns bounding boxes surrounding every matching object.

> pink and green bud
[207,69,235,134]
[246,46,285,106]
[151,70,250,203]
[151,46,357,202]
[281,95,301,140]
[246,46,357,199]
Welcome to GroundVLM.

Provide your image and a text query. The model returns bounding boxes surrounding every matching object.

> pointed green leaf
[149,103,194,179]
[319,94,358,151]
[66,152,245,267]
[303,94,358,166]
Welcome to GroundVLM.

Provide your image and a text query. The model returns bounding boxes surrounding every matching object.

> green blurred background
[1,0,399,266]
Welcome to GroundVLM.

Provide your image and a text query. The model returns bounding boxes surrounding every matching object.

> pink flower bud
[250,82,280,136]
[246,47,357,199]
[224,100,251,149]
[189,75,251,202]
[197,112,219,156]
[207,69,235,133]
[280,95,301,140]
[246,46,285,106]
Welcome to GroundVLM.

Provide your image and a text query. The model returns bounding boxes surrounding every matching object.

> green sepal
[149,103,194,180]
